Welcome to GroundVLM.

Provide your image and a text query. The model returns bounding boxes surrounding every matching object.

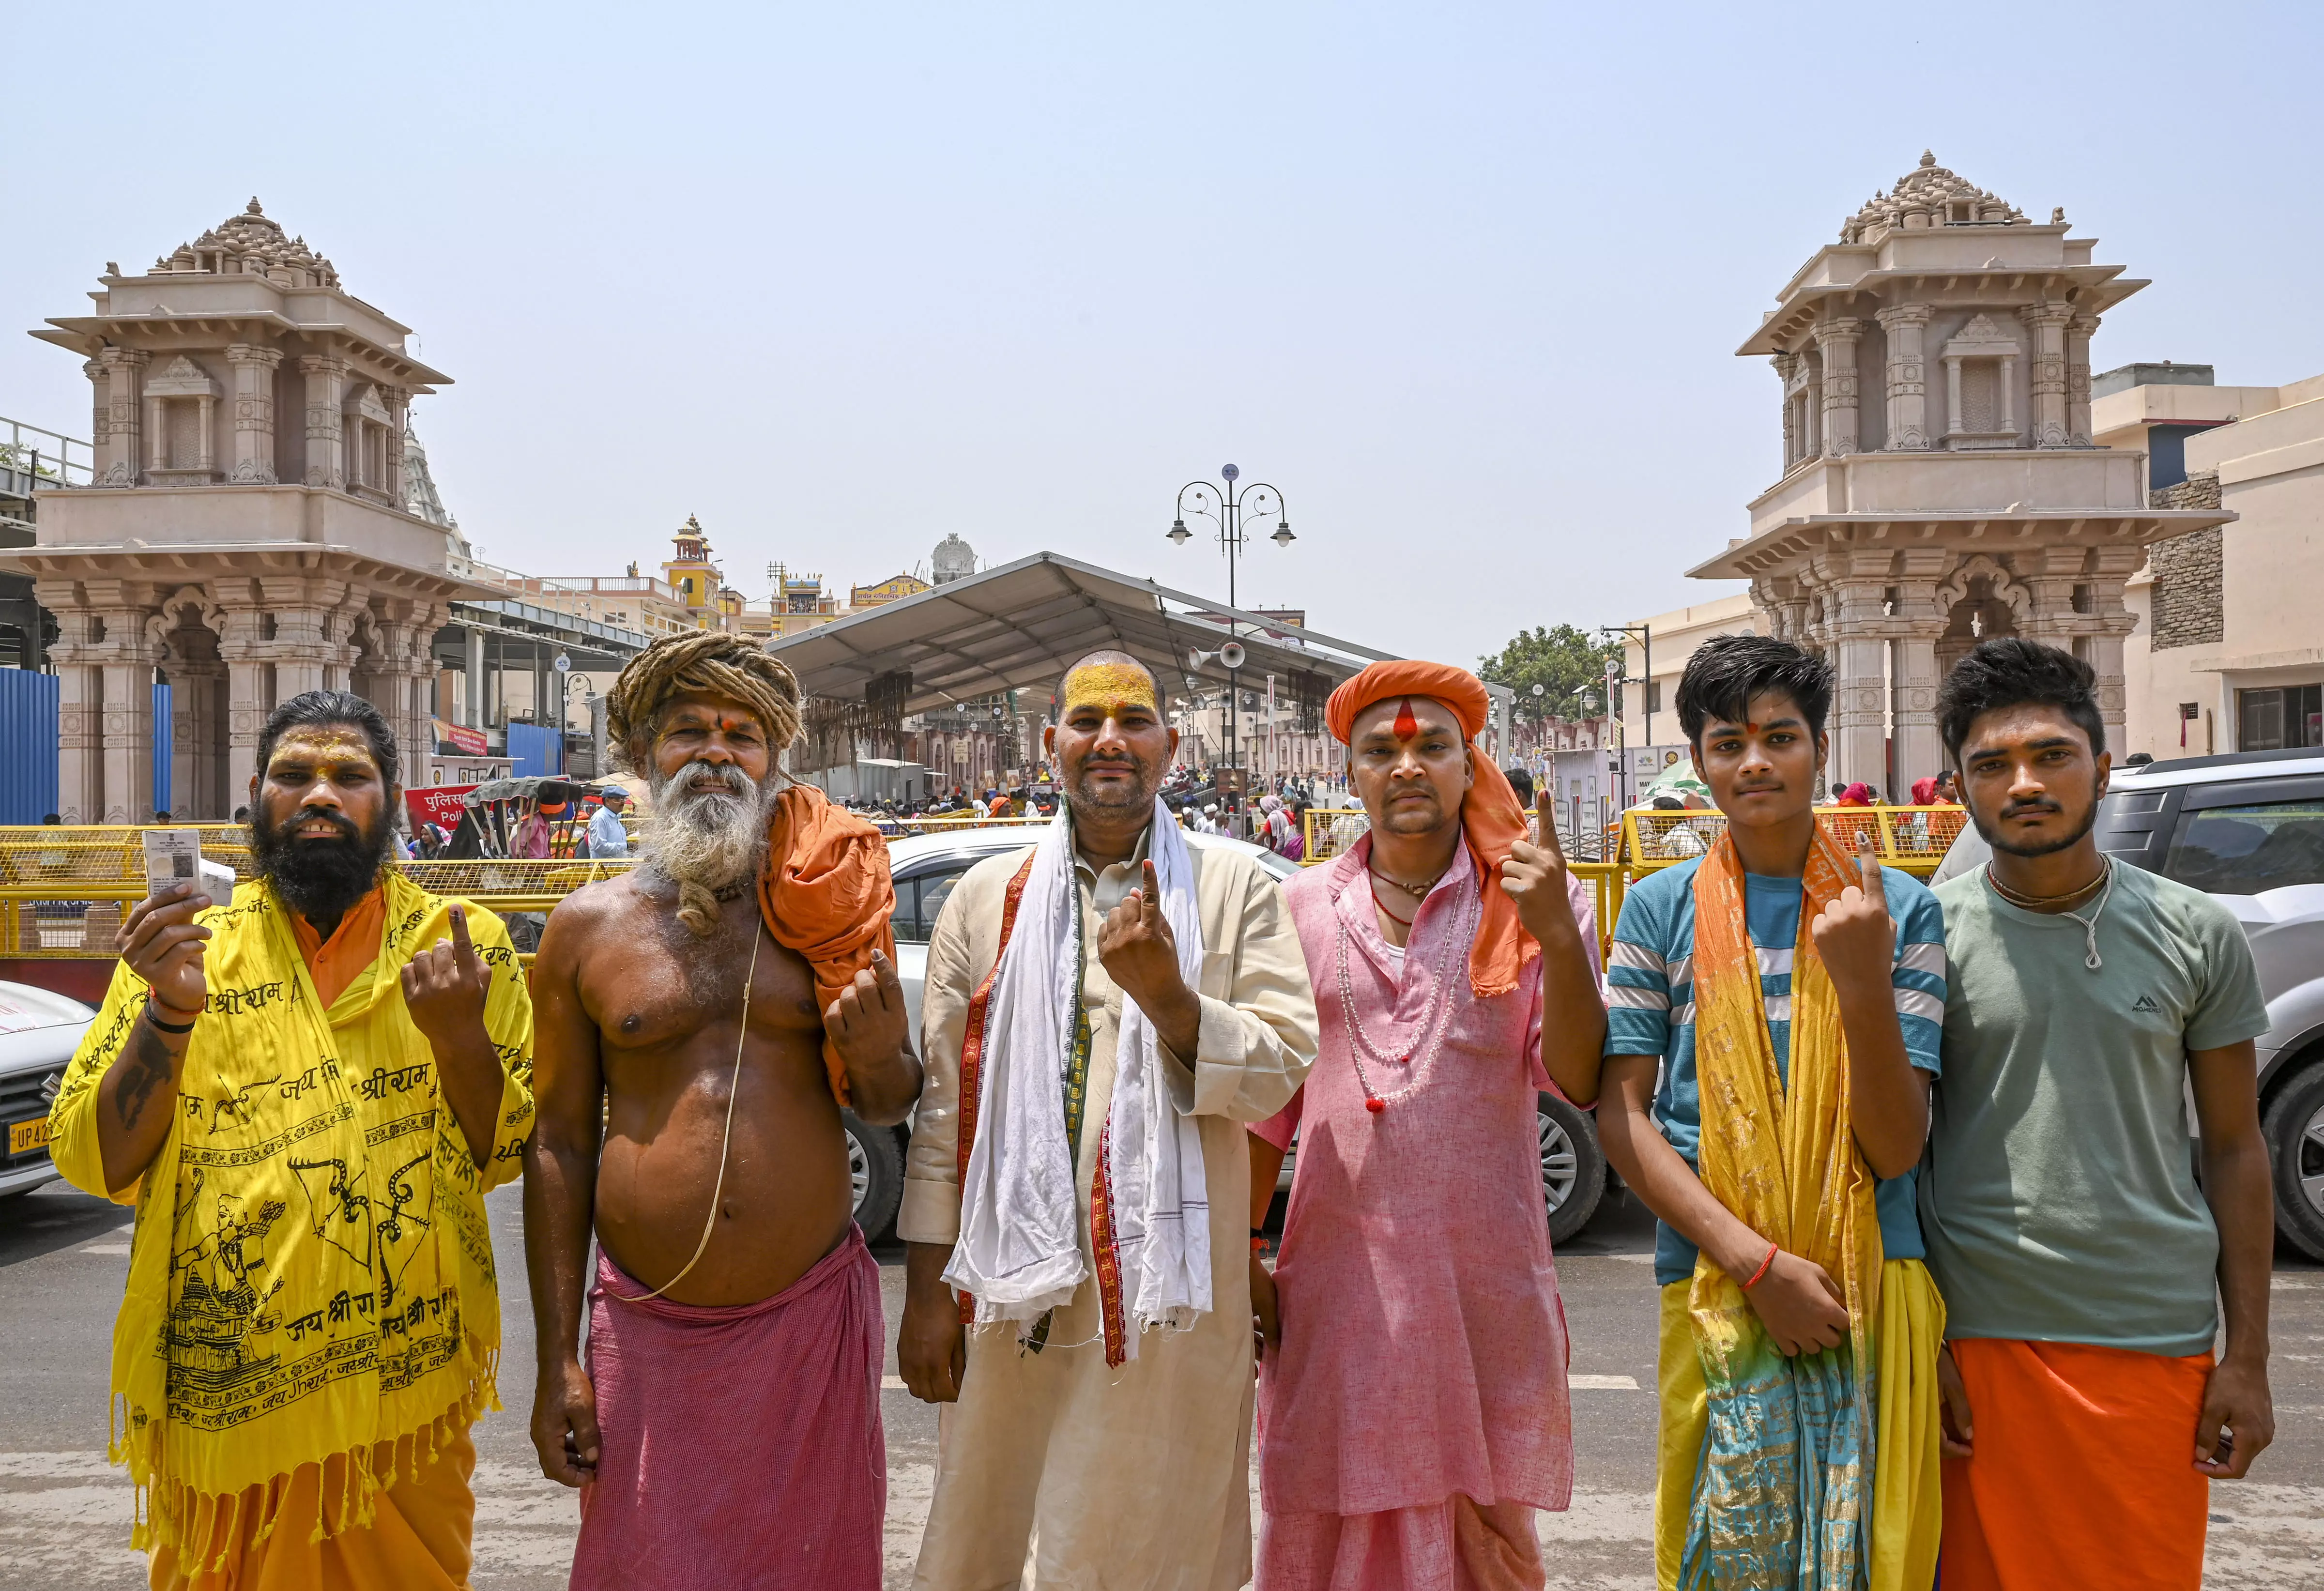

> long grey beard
[640,761,776,937]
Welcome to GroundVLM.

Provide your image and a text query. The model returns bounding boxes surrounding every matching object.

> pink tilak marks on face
[1392,698,1419,739]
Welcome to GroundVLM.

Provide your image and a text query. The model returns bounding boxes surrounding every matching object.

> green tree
[1479,625,1623,723]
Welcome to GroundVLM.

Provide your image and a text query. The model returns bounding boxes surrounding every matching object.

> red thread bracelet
[1742,1242,1779,1289]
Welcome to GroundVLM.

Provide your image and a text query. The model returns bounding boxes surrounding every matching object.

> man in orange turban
[1247,658,1608,1590]
[525,631,922,1589]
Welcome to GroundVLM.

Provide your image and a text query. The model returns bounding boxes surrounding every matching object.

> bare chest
[584,892,822,1055]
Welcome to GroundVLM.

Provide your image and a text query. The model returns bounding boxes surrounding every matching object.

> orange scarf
[755,783,897,1106]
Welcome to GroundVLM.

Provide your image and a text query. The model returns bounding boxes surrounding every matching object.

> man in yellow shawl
[1596,637,1948,1590]
[46,690,535,1590]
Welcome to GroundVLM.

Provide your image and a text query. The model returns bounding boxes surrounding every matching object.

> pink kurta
[1254,835,1592,1588]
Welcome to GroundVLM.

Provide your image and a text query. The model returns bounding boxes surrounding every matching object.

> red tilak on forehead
[1392,698,1419,739]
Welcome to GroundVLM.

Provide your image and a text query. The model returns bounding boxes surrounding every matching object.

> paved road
[4,1179,2319,1590]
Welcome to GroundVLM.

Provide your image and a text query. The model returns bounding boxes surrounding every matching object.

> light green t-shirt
[1922,860,2269,1357]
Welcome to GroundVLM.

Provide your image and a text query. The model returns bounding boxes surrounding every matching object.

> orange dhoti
[148,1415,476,1591]
[1940,1337,2214,1591]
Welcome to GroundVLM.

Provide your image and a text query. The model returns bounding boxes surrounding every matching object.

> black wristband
[145,1002,198,1035]
[1250,1226,1266,1239]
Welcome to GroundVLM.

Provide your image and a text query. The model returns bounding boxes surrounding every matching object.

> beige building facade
[9,201,474,821]
[1689,153,2232,793]
[2118,371,2324,758]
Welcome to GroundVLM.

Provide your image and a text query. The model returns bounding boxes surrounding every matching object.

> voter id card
[141,828,236,910]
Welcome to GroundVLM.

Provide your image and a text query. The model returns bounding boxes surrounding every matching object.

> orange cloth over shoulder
[1325,659,1535,999]
[756,782,897,1107]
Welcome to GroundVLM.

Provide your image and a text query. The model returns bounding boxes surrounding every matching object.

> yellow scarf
[1682,827,1883,1586]
[46,872,535,1564]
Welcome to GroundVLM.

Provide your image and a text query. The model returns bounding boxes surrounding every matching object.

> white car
[850,825,1609,1248]
[0,982,97,1201]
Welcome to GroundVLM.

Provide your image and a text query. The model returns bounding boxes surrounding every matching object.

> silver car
[2096,748,2324,1258]
[0,982,97,1202]
[846,825,1609,1248]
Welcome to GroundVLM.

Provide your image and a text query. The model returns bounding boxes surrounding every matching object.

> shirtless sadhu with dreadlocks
[522,632,921,1590]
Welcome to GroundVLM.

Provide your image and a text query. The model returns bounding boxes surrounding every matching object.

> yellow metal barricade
[1621,805,1959,878]
[0,808,1965,972]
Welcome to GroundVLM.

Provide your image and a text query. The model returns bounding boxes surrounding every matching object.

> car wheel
[842,1110,905,1243]
[1539,1093,1607,1246]
[2263,1060,2324,1262]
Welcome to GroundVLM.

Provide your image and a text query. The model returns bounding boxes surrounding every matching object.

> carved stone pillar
[1877,304,1933,450]
[1773,353,1799,470]
[94,349,148,486]
[300,354,347,490]
[2021,303,2072,448]
[1815,319,1864,456]
[380,387,410,510]
[38,586,105,823]
[2066,315,2099,447]
[91,613,163,824]
[212,604,271,791]
[226,344,282,483]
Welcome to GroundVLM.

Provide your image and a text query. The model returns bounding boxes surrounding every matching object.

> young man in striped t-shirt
[1596,635,1947,1590]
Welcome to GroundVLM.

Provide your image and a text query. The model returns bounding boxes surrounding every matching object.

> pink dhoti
[569,1228,887,1591]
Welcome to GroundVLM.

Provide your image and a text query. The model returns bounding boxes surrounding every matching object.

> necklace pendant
[1364,1096,1386,1114]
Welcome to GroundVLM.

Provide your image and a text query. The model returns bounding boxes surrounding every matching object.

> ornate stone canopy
[149,198,342,290]
[1696,156,2236,795]
[8,200,477,821]
[1840,152,2027,245]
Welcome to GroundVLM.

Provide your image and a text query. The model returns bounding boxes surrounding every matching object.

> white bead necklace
[1335,869,1478,1114]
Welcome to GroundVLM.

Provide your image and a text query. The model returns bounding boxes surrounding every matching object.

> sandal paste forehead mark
[267,727,379,773]
[1061,662,1158,716]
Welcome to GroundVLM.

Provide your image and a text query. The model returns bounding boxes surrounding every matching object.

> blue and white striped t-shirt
[1602,857,1948,1285]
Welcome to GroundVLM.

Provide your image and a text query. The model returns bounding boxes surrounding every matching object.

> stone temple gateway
[1691,153,2233,794]
[13,201,467,822]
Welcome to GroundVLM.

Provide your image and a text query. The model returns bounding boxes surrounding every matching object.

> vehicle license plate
[8,1117,50,1156]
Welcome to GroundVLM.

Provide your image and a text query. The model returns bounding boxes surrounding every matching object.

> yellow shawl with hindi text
[1682,826,1884,1588]
[46,871,535,1564]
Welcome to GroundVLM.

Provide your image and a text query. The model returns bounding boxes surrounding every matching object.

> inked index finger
[1141,858,1162,917]
[1853,829,1886,904]
[1534,787,1565,862]
[448,903,477,961]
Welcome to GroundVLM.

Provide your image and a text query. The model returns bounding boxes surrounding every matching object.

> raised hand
[1502,788,1583,949]
[399,904,492,1051]
[1810,831,1896,997]
[1099,859,1186,1008]
[117,883,212,1020]
[826,948,910,1071]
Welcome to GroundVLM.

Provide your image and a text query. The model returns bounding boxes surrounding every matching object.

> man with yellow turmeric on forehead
[899,648,1317,1590]
[46,690,536,1590]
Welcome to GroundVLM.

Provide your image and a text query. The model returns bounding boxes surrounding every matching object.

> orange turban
[1325,660,1533,999]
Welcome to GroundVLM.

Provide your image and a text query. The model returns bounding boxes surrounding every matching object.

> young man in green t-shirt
[1924,638,2275,1590]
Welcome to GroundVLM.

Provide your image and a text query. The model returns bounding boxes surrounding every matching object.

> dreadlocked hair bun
[605,630,804,768]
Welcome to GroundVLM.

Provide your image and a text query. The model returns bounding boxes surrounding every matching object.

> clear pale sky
[6,2,2319,665]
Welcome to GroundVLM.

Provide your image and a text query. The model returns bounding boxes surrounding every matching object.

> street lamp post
[1169,464,1293,802]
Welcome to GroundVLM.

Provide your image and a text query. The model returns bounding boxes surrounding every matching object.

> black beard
[249,804,395,926]
[1973,796,2101,859]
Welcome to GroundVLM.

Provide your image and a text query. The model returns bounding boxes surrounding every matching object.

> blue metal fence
[0,670,60,823]
[506,721,565,779]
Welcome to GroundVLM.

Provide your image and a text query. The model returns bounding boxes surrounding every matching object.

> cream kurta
[902,833,1318,1591]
